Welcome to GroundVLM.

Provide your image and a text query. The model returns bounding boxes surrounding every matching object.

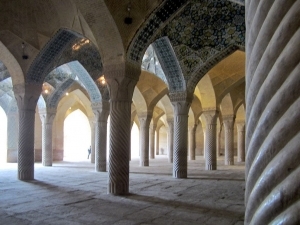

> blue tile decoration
[153,37,185,92]
[128,0,188,63]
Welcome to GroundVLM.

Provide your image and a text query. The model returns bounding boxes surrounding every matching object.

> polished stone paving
[0,156,245,225]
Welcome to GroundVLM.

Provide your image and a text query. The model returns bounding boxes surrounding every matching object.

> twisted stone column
[203,110,218,170]
[245,1,300,224]
[188,124,197,160]
[149,123,157,159]
[138,112,152,166]
[40,108,56,166]
[93,101,110,172]
[167,119,174,163]
[7,111,18,162]
[202,124,206,158]
[105,65,139,195]
[236,122,245,162]
[223,115,235,165]
[89,117,96,163]
[14,83,41,180]
[172,101,190,178]
[155,127,160,155]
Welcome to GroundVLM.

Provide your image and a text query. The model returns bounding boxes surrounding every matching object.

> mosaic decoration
[159,0,245,80]
[0,61,10,82]
[153,37,185,92]
[128,0,188,63]
[48,78,75,108]
[57,39,103,81]
[26,29,78,83]
[67,61,102,103]
[141,45,168,85]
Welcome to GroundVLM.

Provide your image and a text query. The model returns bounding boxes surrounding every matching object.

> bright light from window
[64,109,91,161]
[0,107,7,164]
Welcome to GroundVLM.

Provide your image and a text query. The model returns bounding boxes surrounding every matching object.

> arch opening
[63,109,91,161]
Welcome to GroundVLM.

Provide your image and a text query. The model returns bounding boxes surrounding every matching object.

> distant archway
[131,123,140,158]
[0,106,7,163]
[64,109,91,161]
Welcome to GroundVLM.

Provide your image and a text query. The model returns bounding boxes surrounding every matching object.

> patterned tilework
[26,29,78,83]
[128,0,188,62]
[67,61,102,103]
[160,0,245,79]
[57,40,103,81]
[153,37,185,92]
[0,61,10,82]
[48,78,75,108]
[141,45,168,85]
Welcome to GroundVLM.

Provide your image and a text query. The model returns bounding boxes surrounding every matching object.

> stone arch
[152,37,186,92]
[235,104,245,122]
[220,93,234,116]
[157,94,173,119]
[26,28,102,84]
[0,42,24,86]
[132,87,147,114]
[195,74,216,110]
[187,46,244,93]
[127,0,188,63]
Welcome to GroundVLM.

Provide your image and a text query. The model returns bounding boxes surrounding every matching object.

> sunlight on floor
[64,109,91,161]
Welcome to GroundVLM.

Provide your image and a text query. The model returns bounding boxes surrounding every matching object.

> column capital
[39,107,56,124]
[104,62,140,102]
[202,110,219,125]
[92,101,110,122]
[236,121,245,131]
[14,83,42,111]
[223,115,235,130]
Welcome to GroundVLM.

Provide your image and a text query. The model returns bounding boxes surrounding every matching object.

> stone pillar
[89,117,96,163]
[40,108,56,166]
[245,2,300,224]
[236,122,245,162]
[172,100,190,178]
[93,101,110,172]
[155,127,160,155]
[167,119,174,163]
[223,115,235,165]
[7,110,18,162]
[188,124,197,160]
[105,65,139,195]
[202,124,206,158]
[203,110,218,170]
[149,123,157,159]
[138,112,152,166]
[14,83,41,180]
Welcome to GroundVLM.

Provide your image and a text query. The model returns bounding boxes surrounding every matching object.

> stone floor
[0,156,245,225]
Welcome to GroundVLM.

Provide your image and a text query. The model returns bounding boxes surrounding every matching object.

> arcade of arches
[0,1,299,224]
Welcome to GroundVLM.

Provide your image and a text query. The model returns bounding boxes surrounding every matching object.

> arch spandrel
[132,86,147,115]
[196,74,216,110]
[236,104,245,122]
[220,93,234,116]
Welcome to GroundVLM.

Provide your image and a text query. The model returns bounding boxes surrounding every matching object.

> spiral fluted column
[106,65,139,195]
[7,111,18,162]
[245,1,300,224]
[14,83,41,180]
[167,119,174,163]
[188,124,197,160]
[139,112,152,166]
[149,123,157,159]
[172,100,190,178]
[40,108,56,166]
[203,110,218,170]
[236,122,245,162]
[223,115,235,165]
[89,117,96,163]
[93,101,110,172]
[155,127,160,155]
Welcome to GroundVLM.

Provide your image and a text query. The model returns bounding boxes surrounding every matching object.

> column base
[18,170,34,180]
[206,164,216,170]
[189,156,195,160]
[173,170,187,178]
[237,158,245,162]
[140,160,149,166]
[96,162,106,172]
[225,160,234,165]
[42,163,52,167]
[108,182,129,195]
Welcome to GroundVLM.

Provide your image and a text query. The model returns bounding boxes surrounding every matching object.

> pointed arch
[195,74,216,110]
[220,93,234,116]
